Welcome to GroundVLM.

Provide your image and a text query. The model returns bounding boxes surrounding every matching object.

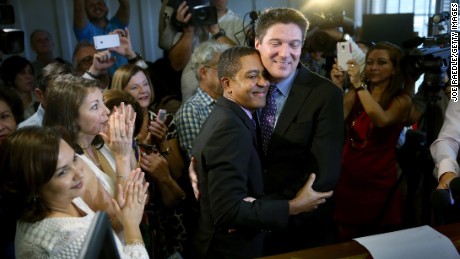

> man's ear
[221,77,231,94]
[35,88,44,104]
[254,38,261,49]
[199,65,208,80]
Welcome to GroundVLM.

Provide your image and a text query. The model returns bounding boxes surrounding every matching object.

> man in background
[30,29,71,77]
[176,41,229,159]
[73,0,130,73]
[18,62,73,128]
[159,0,245,101]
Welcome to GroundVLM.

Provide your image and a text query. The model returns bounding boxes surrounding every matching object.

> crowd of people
[0,0,457,258]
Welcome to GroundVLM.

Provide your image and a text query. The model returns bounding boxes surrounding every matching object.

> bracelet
[212,28,226,40]
[85,70,102,80]
[125,240,145,247]
[355,82,368,92]
[128,52,143,64]
[115,172,128,179]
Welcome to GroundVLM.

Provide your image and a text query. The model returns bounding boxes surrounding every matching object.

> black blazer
[263,64,344,198]
[191,97,289,259]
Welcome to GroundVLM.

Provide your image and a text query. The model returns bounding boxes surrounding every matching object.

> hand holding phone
[94,34,120,50]
[336,42,353,71]
[157,109,167,122]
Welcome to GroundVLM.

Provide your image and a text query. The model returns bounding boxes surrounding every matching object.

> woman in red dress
[331,42,412,241]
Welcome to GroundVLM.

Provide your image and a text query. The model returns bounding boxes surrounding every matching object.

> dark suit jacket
[191,97,289,259]
[263,65,344,252]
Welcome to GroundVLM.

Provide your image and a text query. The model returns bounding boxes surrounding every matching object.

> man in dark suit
[191,46,333,258]
[254,8,344,254]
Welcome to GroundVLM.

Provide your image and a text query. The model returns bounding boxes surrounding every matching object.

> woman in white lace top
[0,127,149,258]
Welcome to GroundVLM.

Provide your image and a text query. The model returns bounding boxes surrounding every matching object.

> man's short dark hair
[255,8,309,43]
[218,46,259,80]
[36,62,73,92]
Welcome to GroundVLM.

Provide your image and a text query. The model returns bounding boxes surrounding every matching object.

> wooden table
[260,223,460,259]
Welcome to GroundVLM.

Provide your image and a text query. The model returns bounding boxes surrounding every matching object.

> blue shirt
[267,69,298,127]
[73,17,128,75]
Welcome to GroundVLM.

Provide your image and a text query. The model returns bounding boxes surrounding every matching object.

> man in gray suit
[191,46,333,258]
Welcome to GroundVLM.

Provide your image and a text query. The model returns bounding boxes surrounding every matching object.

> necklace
[83,146,100,167]
[94,148,116,180]
[81,144,92,150]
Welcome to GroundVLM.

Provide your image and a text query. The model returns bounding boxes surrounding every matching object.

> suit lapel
[268,66,313,154]
[218,97,259,147]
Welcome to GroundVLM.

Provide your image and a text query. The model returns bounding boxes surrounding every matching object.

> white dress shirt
[430,99,460,180]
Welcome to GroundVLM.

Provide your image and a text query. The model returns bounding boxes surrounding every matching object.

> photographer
[73,0,130,74]
[159,0,244,101]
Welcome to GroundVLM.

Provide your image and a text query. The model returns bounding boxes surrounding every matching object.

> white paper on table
[354,225,460,259]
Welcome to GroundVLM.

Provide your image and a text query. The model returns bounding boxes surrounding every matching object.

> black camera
[306,10,355,53]
[0,28,23,54]
[167,0,208,9]
[191,5,217,25]
[403,42,449,93]
[168,0,216,26]
[402,11,451,94]
[0,3,24,54]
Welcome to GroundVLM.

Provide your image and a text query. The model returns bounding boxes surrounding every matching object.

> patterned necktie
[260,84,278,154]
[251,114,257,131]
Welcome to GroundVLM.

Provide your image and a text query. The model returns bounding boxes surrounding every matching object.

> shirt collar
[273,69,298,96]
[224,96,254,120]
[197,88,216,106]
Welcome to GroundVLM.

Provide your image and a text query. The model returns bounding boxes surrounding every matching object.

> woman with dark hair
[331,42,412,240]
[43,74,137,233]
[0,87,23,258]
[0,87,23,145]
[0,126,149,258]
[0,56,36,119]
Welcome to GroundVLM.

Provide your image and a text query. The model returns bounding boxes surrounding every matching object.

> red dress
[335,96,403,239]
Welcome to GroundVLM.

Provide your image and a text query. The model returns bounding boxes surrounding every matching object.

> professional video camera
[167,0,218,26]
[0,2,23,54]
[402,13,451,94]
[305,9,356,53]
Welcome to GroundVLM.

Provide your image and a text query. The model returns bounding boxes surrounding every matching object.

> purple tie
[260,84,277,154]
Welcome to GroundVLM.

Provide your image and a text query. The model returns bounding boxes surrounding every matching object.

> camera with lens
[0,3,24,54]
[402,12,451,94]
[305,10,355,53]
[191,5,217,25]
[403,43,449,93]
[168,0,217,27]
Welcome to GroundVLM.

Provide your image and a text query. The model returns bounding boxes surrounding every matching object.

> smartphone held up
[94,34,120,50]
[337,42,352,71]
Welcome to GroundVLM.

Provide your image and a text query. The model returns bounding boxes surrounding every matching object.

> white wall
[8,0,306,64]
